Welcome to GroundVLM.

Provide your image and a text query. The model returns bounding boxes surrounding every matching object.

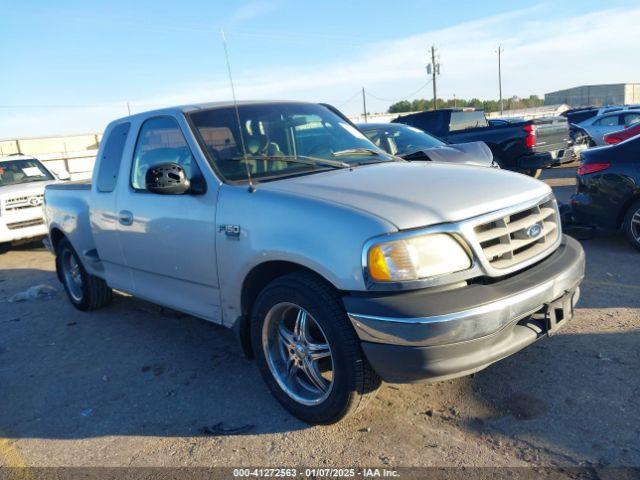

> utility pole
[362,87,368,123]
[126,102,131,116]
[431,46,438,110]
[497,46,504,115]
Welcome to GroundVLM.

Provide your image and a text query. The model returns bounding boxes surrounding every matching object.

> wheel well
[617,194,640,228]
[50,228,65,252]
[49,228,66,282]
[237,261,336,359]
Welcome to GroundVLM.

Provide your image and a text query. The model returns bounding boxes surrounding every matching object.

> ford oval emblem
[526,223,542,239]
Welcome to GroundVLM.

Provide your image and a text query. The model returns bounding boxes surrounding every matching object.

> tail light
[605,136,621,145]
[524,124,536,148]
[577,162,610,175]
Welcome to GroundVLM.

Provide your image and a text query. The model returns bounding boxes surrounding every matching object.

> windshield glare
[188,103,392,182]
[0,159,54,187]
[361,124,446,156]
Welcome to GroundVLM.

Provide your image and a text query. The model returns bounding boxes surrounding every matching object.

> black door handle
[118,210,133,226]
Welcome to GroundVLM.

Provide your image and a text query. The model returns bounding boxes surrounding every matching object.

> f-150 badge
[219,224,241,238]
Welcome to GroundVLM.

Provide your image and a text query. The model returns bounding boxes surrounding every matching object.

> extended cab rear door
[90,121,135,292]
[113,113,223,322]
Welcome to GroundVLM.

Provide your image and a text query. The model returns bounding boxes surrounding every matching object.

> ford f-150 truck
[392,108,571,177]
[0,155,68,252]
[44,101,585,424]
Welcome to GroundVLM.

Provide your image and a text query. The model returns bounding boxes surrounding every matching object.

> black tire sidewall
[250,277,360,424]
[623,200,640,251]
[56,238,90,309]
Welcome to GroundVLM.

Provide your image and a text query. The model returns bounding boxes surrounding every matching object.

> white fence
[0,133,100,181]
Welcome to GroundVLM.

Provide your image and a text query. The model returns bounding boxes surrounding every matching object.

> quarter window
[131,117,197,191]
[96,122,130,193]
[623,113,640,126]
[594,115,620,126]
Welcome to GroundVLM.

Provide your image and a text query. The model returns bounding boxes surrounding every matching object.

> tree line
[387,95,544,114]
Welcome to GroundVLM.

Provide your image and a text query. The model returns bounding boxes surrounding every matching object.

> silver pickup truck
[44,101,585,424]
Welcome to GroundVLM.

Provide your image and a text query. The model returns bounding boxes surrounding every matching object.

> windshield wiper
[235,154,350,169]
[332,148,381,157]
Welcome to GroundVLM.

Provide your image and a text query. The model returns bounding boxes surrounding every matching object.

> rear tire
[250,272,381,424]
[56,237,112,310]
[622,199,640,252]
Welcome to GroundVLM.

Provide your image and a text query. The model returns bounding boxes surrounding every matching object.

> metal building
[544,84,640,107]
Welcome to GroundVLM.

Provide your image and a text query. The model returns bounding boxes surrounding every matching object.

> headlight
[367,233,471,282]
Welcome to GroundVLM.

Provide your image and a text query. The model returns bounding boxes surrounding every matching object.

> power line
[364,78,433,104]
[336,89,362,108]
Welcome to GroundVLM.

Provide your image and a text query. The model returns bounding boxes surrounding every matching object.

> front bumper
[344,235,585,383]
[0,219,47,243]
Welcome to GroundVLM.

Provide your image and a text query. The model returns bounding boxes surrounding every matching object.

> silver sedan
[578,109,640,146]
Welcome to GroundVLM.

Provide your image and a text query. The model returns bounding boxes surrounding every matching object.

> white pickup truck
[0,155,68,252]
[44,101,585,424]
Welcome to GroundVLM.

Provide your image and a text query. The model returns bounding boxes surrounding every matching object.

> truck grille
[6,218,45,230]
[474,198,559,269]
[4,194,44,211]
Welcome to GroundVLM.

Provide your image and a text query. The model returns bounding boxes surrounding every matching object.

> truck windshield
[361,124,446,156]
[0,159,54,187]
[188,103,393,182]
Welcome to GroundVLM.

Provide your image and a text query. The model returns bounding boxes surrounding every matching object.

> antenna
[220,28,254,192]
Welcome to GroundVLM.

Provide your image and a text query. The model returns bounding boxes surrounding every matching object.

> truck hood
[262,162,551,231]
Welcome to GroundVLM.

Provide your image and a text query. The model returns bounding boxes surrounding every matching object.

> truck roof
[111,100,319,124]
[399,108,482,115]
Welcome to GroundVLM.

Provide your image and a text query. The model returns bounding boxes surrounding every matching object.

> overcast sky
[1,0,638,138]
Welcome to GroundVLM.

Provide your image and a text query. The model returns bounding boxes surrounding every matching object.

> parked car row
[392,108,572,177]
[570,134,640,251]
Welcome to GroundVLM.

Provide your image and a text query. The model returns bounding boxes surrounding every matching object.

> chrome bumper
[345,235,585,348]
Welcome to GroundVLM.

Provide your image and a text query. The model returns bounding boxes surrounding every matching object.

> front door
[116,115,221,322]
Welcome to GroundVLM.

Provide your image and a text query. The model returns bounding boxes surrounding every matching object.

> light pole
[497,46,504,115]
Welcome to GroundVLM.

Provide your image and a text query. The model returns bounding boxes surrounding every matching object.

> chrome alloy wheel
[262,303,334,406]
[632,208,640,243]
[61,249,83,302]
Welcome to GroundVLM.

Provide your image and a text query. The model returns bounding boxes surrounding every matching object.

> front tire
[623,199,640,252]
[529,168,543,179]
[250,272,380,424]
[56,237,112,310]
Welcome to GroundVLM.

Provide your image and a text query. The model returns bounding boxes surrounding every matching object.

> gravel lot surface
[1,165,639,472]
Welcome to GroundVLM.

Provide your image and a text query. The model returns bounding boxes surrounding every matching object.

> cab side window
[131,117,198,191]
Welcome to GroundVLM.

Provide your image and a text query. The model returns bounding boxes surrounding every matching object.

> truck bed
[45,180,91,190]
[44,182,95,264]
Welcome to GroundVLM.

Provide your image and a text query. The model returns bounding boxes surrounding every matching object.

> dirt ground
[1,166,639,472]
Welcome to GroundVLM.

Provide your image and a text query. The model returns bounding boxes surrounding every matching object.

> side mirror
[145,163,191,195]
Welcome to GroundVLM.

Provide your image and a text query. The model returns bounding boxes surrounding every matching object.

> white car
[0,155,69,251]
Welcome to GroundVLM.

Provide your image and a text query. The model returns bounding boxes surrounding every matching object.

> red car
[603,122,640,145]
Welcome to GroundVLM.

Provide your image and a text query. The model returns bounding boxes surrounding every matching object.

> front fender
[215,185,396,327]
